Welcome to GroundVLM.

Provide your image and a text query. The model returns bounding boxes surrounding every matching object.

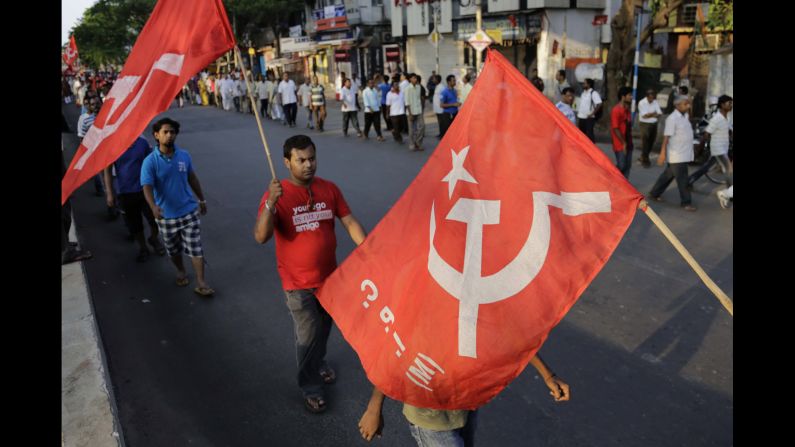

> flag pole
[233,46,277,180]
[638,200,733,316]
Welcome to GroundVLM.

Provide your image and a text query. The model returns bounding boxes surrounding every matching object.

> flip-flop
[304,396,327,414]
[194,286,215,297]
[176,276,189,287]
[319,367,336,385]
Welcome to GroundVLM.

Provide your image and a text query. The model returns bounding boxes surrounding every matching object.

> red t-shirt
[258,177,352,290]
[611,104,631,151]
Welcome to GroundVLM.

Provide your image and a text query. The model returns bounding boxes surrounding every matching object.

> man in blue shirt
[438,74,461,138]
[141,118,214,296]
[103,136,166,262]
[378,74,393,131]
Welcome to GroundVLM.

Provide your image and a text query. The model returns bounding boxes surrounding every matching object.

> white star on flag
[441,146,478,199]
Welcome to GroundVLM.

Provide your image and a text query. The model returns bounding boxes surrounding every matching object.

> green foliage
[70,0,157,68]
[707,0,733,31]
[223,0,305,43]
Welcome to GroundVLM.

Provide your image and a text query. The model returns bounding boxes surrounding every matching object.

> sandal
[194,286,215,297]
[304,396,327,414]
[319,366,336,385]
[176,276,189,287]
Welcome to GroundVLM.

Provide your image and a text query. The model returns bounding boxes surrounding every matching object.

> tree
[604,0,683,124]
[70,0,157,68]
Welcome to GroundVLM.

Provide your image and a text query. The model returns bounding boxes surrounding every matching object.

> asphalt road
[63,98,732,447]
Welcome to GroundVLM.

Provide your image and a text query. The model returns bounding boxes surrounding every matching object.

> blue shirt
[114,137,152,194]
[440,87,459,114]
[378,83,391,104]
[140,146,198,218]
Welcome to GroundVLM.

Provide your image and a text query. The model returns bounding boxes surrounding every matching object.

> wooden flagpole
[638,200,733,316]
[233,46,277,180]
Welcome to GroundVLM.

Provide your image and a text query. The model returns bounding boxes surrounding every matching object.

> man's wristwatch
[264,201,276,215]
[199,200,207,204]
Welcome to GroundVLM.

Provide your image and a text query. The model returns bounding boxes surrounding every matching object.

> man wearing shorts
[141,118,215,296]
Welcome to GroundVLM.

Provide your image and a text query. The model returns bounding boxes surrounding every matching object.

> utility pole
[475,2,482,75]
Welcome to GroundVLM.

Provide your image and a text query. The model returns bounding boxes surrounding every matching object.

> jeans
[688,154,732,186]
[343,111,361,135]
[284,289,332,398]
[408,411,478,447]
[614,149,632,179]
[364,111,382,137]
[408,113,425,148]
[639,122,658,163]
[649,162,692,206]
[578,117,596,142]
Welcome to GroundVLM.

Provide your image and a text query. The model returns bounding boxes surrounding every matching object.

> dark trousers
[438,112,456,138]
[233,96,240,112]
[284,102,298,125]
[382,106,392,130]
[343,111,361,135]
[118,191,156,235]
[639,122,657,163]
[364,111,382,137]
[650,162,692,206]
[578,117,596,142]
[284,289,332,399]
[259,99,269,118]
[390,114,405,142]
[688,154,733,187]
[62,199,72,253]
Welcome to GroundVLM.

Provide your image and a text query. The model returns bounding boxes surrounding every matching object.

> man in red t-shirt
[254,134,367,414]
[611,86,634,179]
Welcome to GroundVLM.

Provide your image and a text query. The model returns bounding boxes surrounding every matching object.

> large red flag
[317,50,643,409]
[63,35,79,71]
[61,0,235,204]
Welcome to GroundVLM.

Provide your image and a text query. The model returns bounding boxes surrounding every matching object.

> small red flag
[61,0,235,204]
[317,50,643,409]
[63,35,79,71]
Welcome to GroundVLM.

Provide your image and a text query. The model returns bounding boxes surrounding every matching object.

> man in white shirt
[432,75,444,138]
[404,73,425,151]
[220,74,234,111]
[297,78,314,129]
[255,74,270,119]
[687,95,733,188]
[648,96,697,211]
[279,73,298,127]
[577,78,602,142]
[459,74,473,105]
[637,89,664,167]
[235,74,248,113]
[340,78,363,137]
[555,87,577,125]
[385,82,405,143]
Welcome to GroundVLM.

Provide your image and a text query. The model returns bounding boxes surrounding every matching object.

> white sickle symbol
[428,191,611,358]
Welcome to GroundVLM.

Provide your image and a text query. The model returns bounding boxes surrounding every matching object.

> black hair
[283,134,315,159]
[718,95,733,107]
[618,86,633,100]
[557,69,566,78]
[679,86,689,94]
[561,87,574,96]
[446,74,456,83]
[584,78,594,88]
[152,117,180,134]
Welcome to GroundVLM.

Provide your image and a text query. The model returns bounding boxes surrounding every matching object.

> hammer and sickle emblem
[428,191,611,358]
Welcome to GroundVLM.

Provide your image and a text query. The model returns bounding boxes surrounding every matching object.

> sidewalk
[61,125,124,446]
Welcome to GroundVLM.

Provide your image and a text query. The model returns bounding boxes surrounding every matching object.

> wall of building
[539,8,603,96]
[406,35,464,80]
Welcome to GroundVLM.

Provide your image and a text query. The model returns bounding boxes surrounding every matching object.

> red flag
[63,35,79,71]
[61,0,235,204]
[317,50,643,409]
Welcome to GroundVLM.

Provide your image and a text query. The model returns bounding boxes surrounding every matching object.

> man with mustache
[254,134,367,414]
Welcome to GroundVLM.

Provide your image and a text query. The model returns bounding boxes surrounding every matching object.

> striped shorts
[155,208,203,258]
